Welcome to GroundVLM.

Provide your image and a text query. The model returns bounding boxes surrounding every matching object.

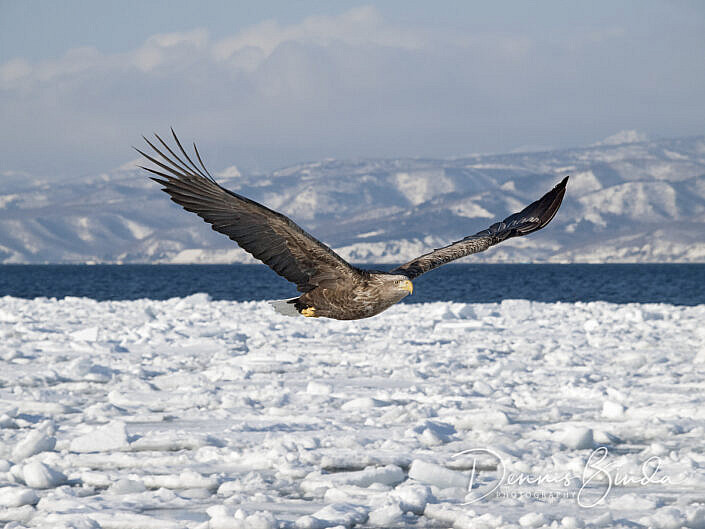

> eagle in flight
[138,130,568,320]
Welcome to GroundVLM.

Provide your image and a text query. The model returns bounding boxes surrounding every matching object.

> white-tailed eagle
[138,130,568,320]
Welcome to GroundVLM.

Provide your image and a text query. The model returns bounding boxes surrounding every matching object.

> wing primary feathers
[140,165,183,183]
[146,175,169,187]
[152,133,200,178]
[391,176,569,279]
[170,127,213,182]
[134,146,187,180]
[140,130,362,293]
[142,136,196,178]
[192,141,217,183]
[144,133,206,182]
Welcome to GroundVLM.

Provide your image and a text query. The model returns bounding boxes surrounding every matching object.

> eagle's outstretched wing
[391,177,569,280]
[138,130,363,293]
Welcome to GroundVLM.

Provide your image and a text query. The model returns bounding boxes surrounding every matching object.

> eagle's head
[369,272,414,304]
[387,274,414,298]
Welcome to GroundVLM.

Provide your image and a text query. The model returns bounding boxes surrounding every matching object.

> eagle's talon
[301,307,317,317]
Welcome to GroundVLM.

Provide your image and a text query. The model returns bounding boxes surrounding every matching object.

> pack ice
[1,294,704,528]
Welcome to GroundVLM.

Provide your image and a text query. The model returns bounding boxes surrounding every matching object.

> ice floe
[0,295,704,527]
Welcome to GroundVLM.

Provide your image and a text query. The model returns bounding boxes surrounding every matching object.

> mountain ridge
[1,134,704,264]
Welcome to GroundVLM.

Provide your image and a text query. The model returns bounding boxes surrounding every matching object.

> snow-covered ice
[1,294,704,528]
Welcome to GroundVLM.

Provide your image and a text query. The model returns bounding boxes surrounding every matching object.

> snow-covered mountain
[2,134,705,264]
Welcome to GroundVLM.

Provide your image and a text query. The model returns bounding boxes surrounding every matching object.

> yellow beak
[402,279,413,295]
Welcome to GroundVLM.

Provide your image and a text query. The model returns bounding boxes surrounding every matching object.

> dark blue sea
[0,264,703,305]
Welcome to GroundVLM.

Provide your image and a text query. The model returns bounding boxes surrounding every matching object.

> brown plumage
[138,130,568,320]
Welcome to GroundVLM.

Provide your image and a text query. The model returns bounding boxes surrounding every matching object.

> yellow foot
[301,307,317,318]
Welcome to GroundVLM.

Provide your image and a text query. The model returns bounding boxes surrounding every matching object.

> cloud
[212,6,422,62]
[0,58,32,84]
[217,165,241,178]
[0,8,430,88]
[132,28,209,72]
[0,5,704,178]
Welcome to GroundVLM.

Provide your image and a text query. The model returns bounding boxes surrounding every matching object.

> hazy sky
[1,0,704,179]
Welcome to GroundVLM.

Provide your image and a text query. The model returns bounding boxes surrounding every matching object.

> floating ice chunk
[208,505,277,529]
[456,304,476,319]
[642,507,686,529]
[307,381,333,395]
[473,513,504,527]
[0,504,34,523]
[472,380,493,396]
[70,421,129,452]
[174,292,211,308]
[109,478,147,495]
[0,309,18,323]
[323,483,390,504]
[390,482,433,514]
[78,470,112,488]
[350,465,406,487]
[302,465,405,493]
[686,508,705,529]
[438,306,458,320]
[341,397,390,410]
[423,503,477,528]
[602,400,625,419]
[434,320,483,331]
[0,486,39,507]
[501,299,533,319]
[452,409,510,430]
[408,459,469,490]
[67,358,113,383]
[0,407,18,428]
[695,349,705,364]
[593,430,621,445]
[130,431,223,452]
[560,516,583,529]
[557,427,594,450]
[9,401,71,416]
[409,420,456,445]
[616,352,647,368]
[296,502,369,529]
[206,505,231,519]
[21,461,67,489]
[0,415,17,428]
[239,511,277,529]
[368,503,405,526]
[144,305,158,320]
[320,453,375,472]
[616,306,644,323]
[90,511,180,528]
[609,492,657,510]
[519,512,548,527]
[142,470,219,490]
[12,430,56,460]
[70,326,99,342]
[583,319,600,332]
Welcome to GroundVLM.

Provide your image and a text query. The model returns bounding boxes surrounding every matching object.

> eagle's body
[138,131,568,320]
[285,271,414,320]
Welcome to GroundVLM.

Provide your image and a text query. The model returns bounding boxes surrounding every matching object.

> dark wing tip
[390,176,569,279]
[528,175,569,231]
[148,175,169,186]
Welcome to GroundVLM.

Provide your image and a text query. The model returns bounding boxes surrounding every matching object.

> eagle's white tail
[269,298,301,317]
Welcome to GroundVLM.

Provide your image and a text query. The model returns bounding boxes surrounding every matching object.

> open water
[1,264,703,305]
